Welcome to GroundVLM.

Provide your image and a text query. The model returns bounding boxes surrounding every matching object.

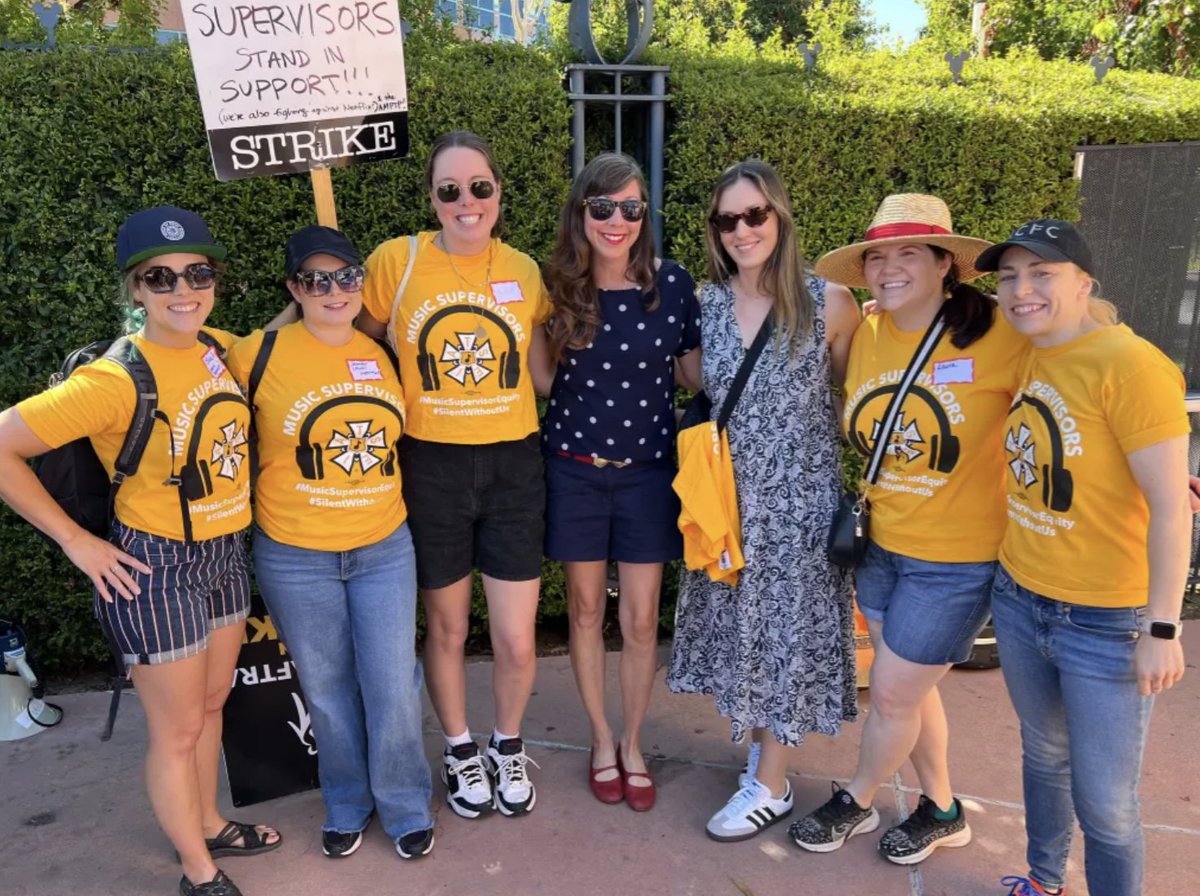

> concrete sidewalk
[3,648,1198,896]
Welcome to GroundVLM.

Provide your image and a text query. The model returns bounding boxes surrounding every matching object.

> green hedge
[4,37,1200,672]
[0,39,572,672]
[661,47,1200,274]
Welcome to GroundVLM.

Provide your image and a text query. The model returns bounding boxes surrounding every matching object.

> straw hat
[814,194,993,289]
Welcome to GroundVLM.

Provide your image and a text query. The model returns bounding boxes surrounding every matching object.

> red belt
[554,449,631,469]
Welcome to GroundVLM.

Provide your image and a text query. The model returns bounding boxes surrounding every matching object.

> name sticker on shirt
[491,280,525,305]
[932,357,974,385]
[347,359,384,381]
[202,346,227,379]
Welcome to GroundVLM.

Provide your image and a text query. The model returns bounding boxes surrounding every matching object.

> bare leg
[421,575,474,735]
[615,561,663,778]
[565,560,616,775]
[909,684,953,809]
[846,619,952,808]
[131,653,215,886]
[483,574,540,734]
[194,621,280,846]
[754,736,794,800]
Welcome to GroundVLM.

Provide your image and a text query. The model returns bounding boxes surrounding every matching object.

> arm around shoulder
[823,282,860,391]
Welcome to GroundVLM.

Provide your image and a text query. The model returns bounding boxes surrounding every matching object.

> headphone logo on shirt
[1004,395,1074,512]
[416,306,521,391]
[327,420,389,475]
[849,385,961,474]
[209,421,249,482]
[295,397,404,481]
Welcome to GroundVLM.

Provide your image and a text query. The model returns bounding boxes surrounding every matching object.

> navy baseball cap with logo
[117,206,227,272]
[976,219,1095,276]
[284,225,361,278]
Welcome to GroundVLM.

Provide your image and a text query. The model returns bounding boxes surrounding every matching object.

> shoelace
[812,789,858,826]
[1000,876,1059,896]
[494,751,541,788]
[450,753,490,791]
[723,780,769,816]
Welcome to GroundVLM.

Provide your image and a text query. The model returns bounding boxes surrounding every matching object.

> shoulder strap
[247,329,279,411]
[715,317,774,432]
[384,235,419,352]
[373,336,401,377]
[862,308,948,486]
[197,329,223,353]
[102,337,159,525]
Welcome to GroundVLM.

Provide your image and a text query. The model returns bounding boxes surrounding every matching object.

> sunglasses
[710,205,773,234]
[435,179,496,204]
[135,263,217,294]
[295,265,366,296]
[582,197,647,223]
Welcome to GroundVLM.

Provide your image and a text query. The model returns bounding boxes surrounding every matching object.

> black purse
[826,309,948,569]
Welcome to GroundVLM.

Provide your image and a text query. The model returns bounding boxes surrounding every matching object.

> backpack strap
[196,329,224,354]
[247,329,279,412]
[384,235,419,352]
[103,338,159,526]
[373,336,401,378]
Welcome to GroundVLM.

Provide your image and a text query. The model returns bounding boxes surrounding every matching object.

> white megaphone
[1,618,64,741]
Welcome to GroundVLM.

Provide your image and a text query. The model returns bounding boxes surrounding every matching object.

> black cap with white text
[975,219,1095,276]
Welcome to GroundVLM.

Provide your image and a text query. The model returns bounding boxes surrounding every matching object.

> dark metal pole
[570,67,586,178]
[649,69,666,252]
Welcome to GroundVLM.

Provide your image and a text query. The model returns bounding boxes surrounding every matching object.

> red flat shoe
[617,745,657,812]
[589,748,624,804]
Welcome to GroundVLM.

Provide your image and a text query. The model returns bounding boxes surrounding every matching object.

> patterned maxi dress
[667,276,857,747]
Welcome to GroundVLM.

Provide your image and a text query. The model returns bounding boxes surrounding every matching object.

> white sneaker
[441,742,494,819]
[706,779,794,842]
[737,741,763,789]
[486,736,540,816]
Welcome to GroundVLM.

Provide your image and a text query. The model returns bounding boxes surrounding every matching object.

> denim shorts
[855,540,995,666]
[97,520,251,666]
[399,433,545,589]
[544,454,682,563]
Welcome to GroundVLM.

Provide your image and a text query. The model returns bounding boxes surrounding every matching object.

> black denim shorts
[399,433,546,589]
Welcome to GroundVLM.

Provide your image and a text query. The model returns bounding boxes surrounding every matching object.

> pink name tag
[932,357,974,385]
[202,346,227,379]
[491,280,524,304]
[347,359,384,381]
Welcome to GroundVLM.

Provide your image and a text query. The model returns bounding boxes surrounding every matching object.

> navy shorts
[855,540,995,666]
[544,453,682,564]
[399,433,546,590]
[97,520,251,666]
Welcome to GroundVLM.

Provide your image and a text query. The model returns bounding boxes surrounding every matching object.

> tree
[919,0,1199,78]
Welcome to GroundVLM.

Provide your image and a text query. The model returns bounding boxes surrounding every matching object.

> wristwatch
[1143,619,1182,640]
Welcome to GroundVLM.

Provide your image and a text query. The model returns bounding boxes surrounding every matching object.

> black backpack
[31,331,224,541]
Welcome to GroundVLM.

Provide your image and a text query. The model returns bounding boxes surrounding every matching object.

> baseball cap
[117,206,227,271]
[285,226,361,278]
[975,219,1095,276]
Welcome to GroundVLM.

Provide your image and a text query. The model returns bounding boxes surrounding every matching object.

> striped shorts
[96,520,251,666]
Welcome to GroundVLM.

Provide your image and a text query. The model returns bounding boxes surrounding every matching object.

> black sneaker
[878,795,972,865]
[485,736,539,816]
[321,820,368,858]
[789,783,881,853]
[395,828,435,860]
[442,741,494,819]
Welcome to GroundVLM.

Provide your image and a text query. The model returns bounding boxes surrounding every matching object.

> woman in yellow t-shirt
[0,207,276,896]
[978,220,1189,896]
[358,131,551,820]
[792,195,1024,865]
[226,226,433,861]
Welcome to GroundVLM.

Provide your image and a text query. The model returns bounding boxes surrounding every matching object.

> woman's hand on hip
[60,529,151,603]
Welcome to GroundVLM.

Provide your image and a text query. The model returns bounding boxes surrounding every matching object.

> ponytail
[935,256,995,349]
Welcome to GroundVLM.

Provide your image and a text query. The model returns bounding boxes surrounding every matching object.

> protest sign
[181,1,409,182]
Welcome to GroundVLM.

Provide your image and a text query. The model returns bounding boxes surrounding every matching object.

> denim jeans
[253,523,432,840]
[991,565,1151,896]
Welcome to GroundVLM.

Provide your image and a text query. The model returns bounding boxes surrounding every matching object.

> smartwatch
[1143,619,1182,640]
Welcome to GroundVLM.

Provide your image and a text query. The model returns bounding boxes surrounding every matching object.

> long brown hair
[425,130,505,238]
[704,159,812,352]
[544,153,657,363]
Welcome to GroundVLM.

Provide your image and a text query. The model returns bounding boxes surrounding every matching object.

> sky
[867,0,928,45]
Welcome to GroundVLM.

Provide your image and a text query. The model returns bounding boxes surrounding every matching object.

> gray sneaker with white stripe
[705,779,794,842]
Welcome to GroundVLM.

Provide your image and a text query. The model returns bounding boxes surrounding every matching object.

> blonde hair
[704,159,812,354]
[1088,279,1119,325]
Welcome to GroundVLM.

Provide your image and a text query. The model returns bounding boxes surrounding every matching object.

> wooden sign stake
[310,166,338,229]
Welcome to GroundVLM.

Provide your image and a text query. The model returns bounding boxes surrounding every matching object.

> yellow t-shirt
[226,324,408,552]
[998,324,1188,607]
[843,310,1029,562]
[18,330,250,541]
[362,231,551,444]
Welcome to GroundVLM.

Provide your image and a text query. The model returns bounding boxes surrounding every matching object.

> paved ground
[2,647,1198,896]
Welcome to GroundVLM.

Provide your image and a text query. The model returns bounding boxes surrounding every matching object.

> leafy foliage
[0,38,571,672]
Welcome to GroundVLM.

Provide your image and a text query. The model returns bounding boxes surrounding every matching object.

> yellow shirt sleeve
[1105,355,1188,456]
[225,330,266,393]
[17,361,134,450]
[363,236,413,327]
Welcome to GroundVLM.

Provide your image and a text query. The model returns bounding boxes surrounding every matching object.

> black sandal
[179,869,242,896]
[205,821,281,857]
